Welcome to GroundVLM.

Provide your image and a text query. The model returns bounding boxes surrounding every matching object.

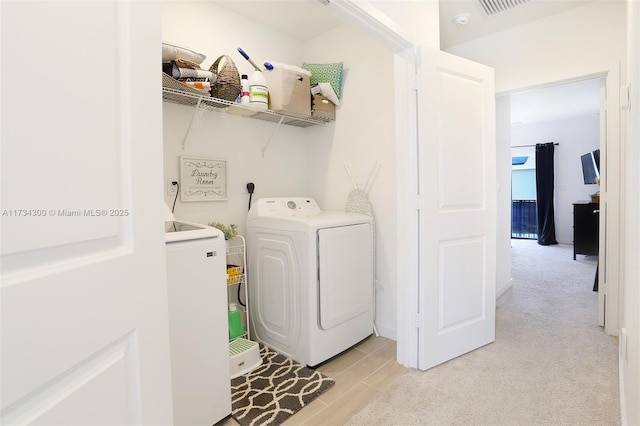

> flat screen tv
[581,149,600,184]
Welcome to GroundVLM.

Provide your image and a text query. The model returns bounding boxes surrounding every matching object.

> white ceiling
[213,0,601,124]
[215,0,593,47]
[438,0,593,49]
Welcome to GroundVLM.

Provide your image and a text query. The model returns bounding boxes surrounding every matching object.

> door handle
[593,210,600,214]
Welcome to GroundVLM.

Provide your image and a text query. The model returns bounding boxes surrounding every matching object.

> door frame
[496,66,621,337]
[325,0,419,367]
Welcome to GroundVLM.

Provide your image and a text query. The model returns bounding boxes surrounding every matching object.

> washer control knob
[287,200,297,210]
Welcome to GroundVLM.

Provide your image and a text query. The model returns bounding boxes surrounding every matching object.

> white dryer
[246,197,374,367]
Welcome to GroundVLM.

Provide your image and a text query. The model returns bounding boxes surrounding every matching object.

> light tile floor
[220,335,408,425]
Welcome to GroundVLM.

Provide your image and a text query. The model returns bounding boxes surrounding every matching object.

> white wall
[162,2,400,338]
[496,96,512,297]
[303,25,398,337]
[510,115,600,244]
[162,2,314,229]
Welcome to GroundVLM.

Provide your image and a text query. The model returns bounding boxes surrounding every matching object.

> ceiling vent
[477,0,534,16]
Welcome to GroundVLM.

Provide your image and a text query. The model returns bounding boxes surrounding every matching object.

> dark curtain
[535,143,558,245]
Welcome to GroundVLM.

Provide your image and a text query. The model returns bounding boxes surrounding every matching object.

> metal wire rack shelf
[162,87,332,128]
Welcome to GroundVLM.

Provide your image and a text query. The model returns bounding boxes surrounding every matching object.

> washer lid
[165,220,222,243]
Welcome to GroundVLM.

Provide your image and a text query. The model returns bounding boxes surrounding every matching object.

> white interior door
[1,2,173,424]
[417,47,497,370]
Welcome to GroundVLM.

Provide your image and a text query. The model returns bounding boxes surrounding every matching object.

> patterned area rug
[231,345,335,426]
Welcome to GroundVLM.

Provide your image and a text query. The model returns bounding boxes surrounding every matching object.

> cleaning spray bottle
[238,47,268,110]
[228,303,244,340]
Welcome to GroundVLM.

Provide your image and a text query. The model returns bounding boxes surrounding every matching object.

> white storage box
[263,63,311,118]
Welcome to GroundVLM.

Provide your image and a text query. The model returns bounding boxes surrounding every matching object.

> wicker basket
[209,55,241,102]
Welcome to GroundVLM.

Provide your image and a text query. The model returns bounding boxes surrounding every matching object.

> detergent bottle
[248,69,268,110]
[228,303,244,340]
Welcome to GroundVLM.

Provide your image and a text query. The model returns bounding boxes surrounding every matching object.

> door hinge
[412,195,424,210]
[410,75,418,92]
[414,312,423,328]
[416,195,428,210]
[620,84,631,111]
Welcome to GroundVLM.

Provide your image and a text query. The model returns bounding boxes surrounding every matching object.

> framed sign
[179,156,227,201]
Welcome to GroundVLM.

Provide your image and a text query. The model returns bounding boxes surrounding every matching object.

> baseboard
[497,278,513,299]
[619,351,628,425]
[374,323,396,341]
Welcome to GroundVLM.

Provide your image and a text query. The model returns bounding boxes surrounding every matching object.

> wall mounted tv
[581,149,600,185]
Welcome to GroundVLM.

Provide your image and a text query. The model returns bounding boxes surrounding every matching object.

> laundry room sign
[179,156,227,201]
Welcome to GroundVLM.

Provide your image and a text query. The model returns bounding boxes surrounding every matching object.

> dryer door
[318,223,373,330]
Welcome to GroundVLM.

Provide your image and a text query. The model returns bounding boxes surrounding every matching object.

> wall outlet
[167,178,178,196]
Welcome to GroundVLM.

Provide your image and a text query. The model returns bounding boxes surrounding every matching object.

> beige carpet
[348,240,620,425]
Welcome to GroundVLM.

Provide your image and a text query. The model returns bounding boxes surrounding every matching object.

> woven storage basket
[209,55,241,102]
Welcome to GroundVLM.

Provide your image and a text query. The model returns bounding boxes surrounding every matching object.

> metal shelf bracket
[262,116,285,157]
[181,97,204,150]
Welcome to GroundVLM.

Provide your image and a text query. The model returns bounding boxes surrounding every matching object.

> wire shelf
[162,87,333,128]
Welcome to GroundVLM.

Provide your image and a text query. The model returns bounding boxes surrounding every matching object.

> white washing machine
[246,197,374,367]
[164,205,231,425]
